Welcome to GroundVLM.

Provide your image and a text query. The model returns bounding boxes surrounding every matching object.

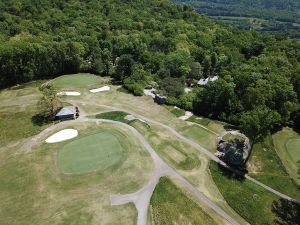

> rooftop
[56,106,77,117]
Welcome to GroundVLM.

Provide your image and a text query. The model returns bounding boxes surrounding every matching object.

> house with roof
[198,76,219,86]
[56,106,78,120]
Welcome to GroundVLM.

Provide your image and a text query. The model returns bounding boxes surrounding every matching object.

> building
[154,94,167,105]
[56,106,78,120]
[198,76,219,86]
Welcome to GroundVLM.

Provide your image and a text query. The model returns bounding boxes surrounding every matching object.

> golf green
[51,73,104,89]
[286,139,300,164]
[58,130,126,174]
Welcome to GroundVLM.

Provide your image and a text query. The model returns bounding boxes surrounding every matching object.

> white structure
[179,111,193,121]
[198,76,219,86]
[144,88,156,98]
[56,106,77,119]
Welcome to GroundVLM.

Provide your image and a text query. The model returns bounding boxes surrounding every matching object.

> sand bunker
[45,129,78,143]
[90,86,110,93]
[57,91,81,96]
[179,111,193,121]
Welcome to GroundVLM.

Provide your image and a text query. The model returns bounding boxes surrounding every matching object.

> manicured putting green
[286,139,300,163]
[50,73,104,89]
[58,130,126,174]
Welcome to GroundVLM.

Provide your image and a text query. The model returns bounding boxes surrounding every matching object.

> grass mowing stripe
[286,139,300,163]
[150,177,217,225]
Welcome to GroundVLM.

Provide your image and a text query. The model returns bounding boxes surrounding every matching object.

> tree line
[0,0,300,139]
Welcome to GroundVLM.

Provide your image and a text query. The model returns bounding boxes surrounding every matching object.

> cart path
[20,117,241,225]
[69,100,297,202]
[20,102,299,225]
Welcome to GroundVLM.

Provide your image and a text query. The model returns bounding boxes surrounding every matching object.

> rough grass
[149,177,218,225]
[0,105,54,146]
[248,133,300,200]
[164,105,186,117]
[58,129,126,174]
[209,161,279,225]
[179,125,217,152]
[50,73,108,90]
[0,123,153,225]
[272,128,300,185]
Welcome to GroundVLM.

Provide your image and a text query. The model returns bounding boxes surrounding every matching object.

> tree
[193,79,238,120]
[239,106,281,140]
[160,76,184,98]
[272,198,300,225]
[38,84,62,119]
[123,65,150,96]
[189,62,203,80]
[115,54,134,82]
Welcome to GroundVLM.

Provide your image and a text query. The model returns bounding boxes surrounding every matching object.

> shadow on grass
[216,163,247,181]
[272,198,300,225]
[31,113,55,126]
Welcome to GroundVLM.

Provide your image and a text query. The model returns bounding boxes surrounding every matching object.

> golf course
[0,74,299,225]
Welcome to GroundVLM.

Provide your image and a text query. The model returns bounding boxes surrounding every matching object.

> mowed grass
[149,177,217,225]
[210,162,279,225]
[96,111,130,124]
[273,128,300,185]
[248,134,300,200]
[58,130,125,174]
[50,73,108,90]
[164,105,186,117]
[0,123,153,225]
[179,124,217,152]
[286,139,300,163]
[187,115,226,134]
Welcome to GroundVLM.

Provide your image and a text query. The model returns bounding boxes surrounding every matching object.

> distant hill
[174,0,300,39]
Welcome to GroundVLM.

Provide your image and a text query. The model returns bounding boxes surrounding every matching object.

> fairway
[58,130,126,174]
[273,128,300,184]
[286,139,300,163]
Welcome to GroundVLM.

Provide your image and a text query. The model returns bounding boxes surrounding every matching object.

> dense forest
[174,0,300,39]
[0,0,300,139]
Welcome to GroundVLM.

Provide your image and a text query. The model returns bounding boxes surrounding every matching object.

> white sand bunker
[45,129,78,143]
[57,91,81,96]
[90,86,110,93]
[179,111,193,121]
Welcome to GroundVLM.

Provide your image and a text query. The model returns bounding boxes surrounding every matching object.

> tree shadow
[224,124,239,131]
[31,113,55,126]
[217,163,247,181]
[272,198,300,225]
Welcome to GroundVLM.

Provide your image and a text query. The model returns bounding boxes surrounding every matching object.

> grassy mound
[58,130,126,174]
[50,73,106,90]
[273,128,300,185]
[149,177,217,225]
[286,139,300,163]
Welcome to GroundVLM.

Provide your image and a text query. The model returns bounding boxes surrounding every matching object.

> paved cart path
[20,101,299,225]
